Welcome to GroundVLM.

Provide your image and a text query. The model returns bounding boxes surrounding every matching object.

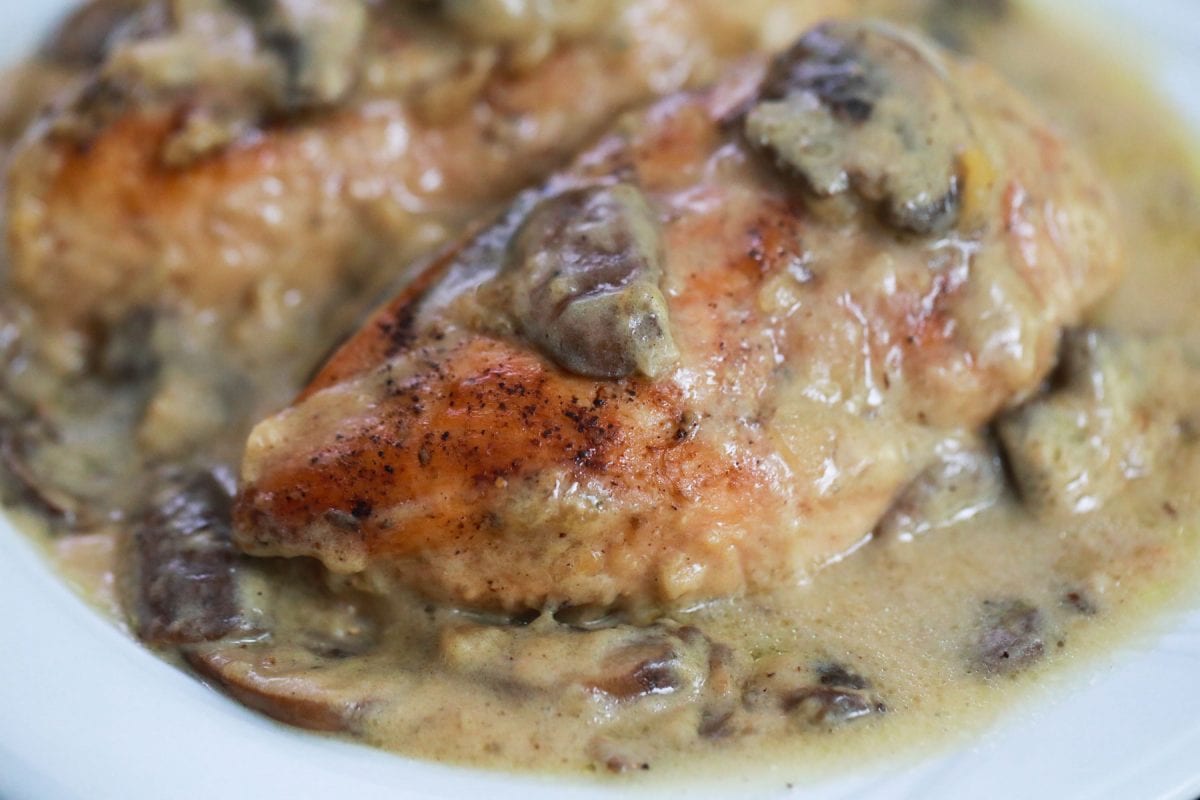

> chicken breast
[5,0,830,375]
[7,0,842,462]
[233,21,1121,615]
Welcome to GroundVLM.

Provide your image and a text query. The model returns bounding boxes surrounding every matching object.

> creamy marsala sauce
[2,0,1199,781]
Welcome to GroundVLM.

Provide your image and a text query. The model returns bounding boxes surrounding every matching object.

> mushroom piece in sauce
[743,20,974,233]
[491,184,679,380]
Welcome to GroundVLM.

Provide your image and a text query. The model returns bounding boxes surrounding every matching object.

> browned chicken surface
[3,0,814,468]
[10,0,1200,777]
[233,20,1121,615]
[4,0,868,533]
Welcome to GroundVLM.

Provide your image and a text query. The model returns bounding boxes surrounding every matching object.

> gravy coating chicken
[3,0,812,468]
[233,20,1121,614]
[2,0,866,536]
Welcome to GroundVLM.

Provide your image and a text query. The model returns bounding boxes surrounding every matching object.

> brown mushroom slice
[183,556,383,731]
[61,0,368,165]
[743,20,973,234]
[971,598,1045,676]
[125,470,243,644]
[439,620,712,701]
[0,393,145,530]
[742,657,886,727]
[874,432,1005,541]
[106,0,366,111]
[781,687,880,725]
[996,330,1200,517]
[696,641,741,738]
[0,420,88,525]
[185,641,370,732]
[39,0,148,68]
[489,184,679,379]
[233,0,367,109]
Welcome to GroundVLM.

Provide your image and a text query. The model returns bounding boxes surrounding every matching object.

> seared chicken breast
[5,0,827,374]
[3,0,873,537]
[233,21,1121,615]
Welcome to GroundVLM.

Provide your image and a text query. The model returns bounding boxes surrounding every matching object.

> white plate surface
[1,2,1198,799]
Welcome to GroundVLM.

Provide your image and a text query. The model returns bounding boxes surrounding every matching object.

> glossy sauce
[4,0,1200,782]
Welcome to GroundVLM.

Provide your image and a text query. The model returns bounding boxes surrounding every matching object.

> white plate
[2,3,1199,799]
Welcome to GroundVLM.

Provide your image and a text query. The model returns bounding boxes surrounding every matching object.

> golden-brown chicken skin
[7,0,850,463]
[6,0,830,376]
[233,21,1121,615]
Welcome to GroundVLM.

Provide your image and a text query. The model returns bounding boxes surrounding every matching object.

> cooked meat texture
[3,0,765,455]
[233,21,1121,614]
[997,330,1200,516]
[3,0,762,351]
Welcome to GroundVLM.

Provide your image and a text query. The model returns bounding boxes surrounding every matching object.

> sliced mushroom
[234,0,367,109]
[95,307,160,382]
[185,642,369,732]
[585,640,684,700]
[51,0,367,164]
[493,184,679,379]
[692,638,742,739]
[996,330,1196,517]
[782,687,880,725]
[875,432,1005,541]
[743,20,973,234]
[742,658,885,727]
[40,0,148,68]
[439,618,713,701]
[181,556,382,731]
[125,470,243,644]
[815,661,870,690]
[442,0,612,46]
[971,598,1044,676]
[0,420,93,527]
